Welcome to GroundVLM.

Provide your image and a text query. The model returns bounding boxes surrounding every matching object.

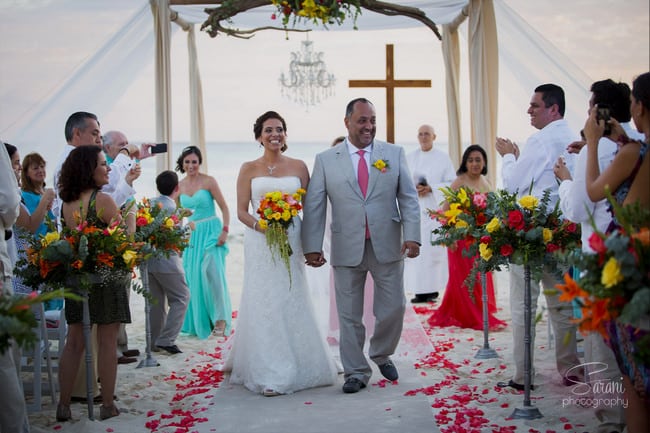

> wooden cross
[349,44,431,143]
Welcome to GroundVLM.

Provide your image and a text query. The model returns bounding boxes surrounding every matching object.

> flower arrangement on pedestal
[556,200,649,362]
[16,212,145,292]
[133,198,191,260]
[431,187,581,282]
[256,188,306,285]
[270,0,362,28]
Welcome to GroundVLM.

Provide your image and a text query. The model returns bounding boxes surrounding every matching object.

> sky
[0,0,648,152]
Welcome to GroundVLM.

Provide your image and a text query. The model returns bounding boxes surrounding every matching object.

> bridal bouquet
[256,188,306,284]
[556,201,649,339]
[16,211,145,293]
[132,198,191,260]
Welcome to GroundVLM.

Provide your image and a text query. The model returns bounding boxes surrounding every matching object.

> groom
[302,98,421,393]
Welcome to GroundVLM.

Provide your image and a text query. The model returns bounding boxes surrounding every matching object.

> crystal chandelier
[279,39,336,110]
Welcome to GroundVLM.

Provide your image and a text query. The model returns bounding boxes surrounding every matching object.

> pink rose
[472,192,488,210]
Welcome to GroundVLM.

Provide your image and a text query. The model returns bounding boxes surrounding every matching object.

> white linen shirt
[558,137,616,251]
[501,118,577,206]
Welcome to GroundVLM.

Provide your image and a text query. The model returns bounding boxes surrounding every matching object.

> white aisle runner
[200,305,440,433]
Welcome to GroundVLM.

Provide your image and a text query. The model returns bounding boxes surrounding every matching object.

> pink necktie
[357,150,370,238]
[357,150,368,197]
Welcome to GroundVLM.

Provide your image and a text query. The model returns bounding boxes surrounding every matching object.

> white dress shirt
[502,118,578,206]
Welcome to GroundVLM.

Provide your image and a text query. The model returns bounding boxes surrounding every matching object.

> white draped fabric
[2,0,593,174]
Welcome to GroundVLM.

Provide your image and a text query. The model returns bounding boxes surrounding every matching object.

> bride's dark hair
[253,111,288,153]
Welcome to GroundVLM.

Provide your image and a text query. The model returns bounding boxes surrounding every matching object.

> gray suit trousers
[148,269,190,347]
[333,239,405,384]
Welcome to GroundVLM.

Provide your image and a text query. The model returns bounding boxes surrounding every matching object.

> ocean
[135,141,432,235]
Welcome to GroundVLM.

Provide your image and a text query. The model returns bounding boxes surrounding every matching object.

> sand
[24,234,611,433]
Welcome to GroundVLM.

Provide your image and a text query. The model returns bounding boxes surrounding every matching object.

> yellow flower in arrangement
[270,0,362,29]
[42,231,60,247]
[601,257,624,289]
[486,217,501,233]
[256,188,306,286]
[518,195,539,210]
[133,198,191,260]
[444,203,463,225]
[542,227,553,244]
[122,250,139,268]
[455,220,468,229]
[479,243,493,261]
[457,187,470,207]
[372,159,389,172]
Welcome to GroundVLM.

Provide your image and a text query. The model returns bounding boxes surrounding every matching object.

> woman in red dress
[428,145,506,331]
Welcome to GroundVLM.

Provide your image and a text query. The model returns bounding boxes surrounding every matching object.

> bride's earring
[259,142,264,149]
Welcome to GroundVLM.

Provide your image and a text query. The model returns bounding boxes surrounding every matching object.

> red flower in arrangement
[500,244,514,257]
[507,209,525,230]
[588,232,607,255]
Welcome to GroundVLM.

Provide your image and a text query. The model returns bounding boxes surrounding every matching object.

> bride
[224,111,337,396]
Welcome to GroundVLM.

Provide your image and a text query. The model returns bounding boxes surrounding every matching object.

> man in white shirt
[0,141,30,433]
[554,79,643,433]
[405,124,455,303]
[495,83,581,391]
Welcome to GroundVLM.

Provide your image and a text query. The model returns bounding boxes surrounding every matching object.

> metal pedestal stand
[475,272,498,359]
[137,262,159,368]
[81,290,94,420]
[510,264,542,420]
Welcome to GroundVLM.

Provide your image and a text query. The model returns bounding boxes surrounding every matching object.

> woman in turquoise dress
[176,146,231,339]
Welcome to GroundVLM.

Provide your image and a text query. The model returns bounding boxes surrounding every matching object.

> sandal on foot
[262,389,282,397]
[56,403,72,422]
[99,404,120,420]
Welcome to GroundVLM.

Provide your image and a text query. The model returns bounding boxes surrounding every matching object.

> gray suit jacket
[146,195,184,274]
[302,139,420,267]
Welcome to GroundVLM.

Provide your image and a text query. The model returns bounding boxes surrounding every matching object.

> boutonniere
[372,159,389,173]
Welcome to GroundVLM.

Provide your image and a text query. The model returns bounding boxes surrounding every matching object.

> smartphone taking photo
[596,104,612,136]
[151,143,168,154]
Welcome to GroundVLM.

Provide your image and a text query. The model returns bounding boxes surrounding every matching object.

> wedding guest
[148,170,190,355]
[175,146,231,339]
[405,124,455,303]
[555,79,637,433]
[583,71,650,433]
[302,98,421,394]
[428,145,506,331]
[224,110,336,396]
[495,83,582,391]
[55,145,131,421]
[0,140,30,433]
[20,152,55,236]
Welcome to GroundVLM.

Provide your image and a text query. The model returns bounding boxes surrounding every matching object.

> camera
[596,104,612,136]
[417,177,428,186]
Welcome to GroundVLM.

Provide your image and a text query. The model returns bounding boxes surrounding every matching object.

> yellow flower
[271,212,282,221]
[457,188,470,207]
[122,250,138,267]
[601,257,624,288]
[444,203,463,225]
[479,243,493,261]
[455,219,468,229]
[518,195,539,210]
[542,228,553,243]
[486,217,501,233]
[267,191,282,201]
[373,159,387,171]
[281,210,291,221]
[258,219,268,229]
[42,231,60,247]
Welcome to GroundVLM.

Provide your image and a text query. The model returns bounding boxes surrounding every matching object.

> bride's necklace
[267,165,276,175]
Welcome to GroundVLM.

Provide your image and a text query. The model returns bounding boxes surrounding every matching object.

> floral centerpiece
[556,200,649,363]
[132,198,191,260]
[270,0,362,29]
[0,289,81,354]
[475,189,581,281]
[16,210,145,293]
[256,188,306,285]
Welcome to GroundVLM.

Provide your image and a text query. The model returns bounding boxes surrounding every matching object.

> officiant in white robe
[405,125,455,303]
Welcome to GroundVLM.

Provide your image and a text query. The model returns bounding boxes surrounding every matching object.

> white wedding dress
[224,176,337,395]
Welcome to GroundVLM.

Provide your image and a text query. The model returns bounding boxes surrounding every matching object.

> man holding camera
[495,83,581,391]
[405,124,455,303]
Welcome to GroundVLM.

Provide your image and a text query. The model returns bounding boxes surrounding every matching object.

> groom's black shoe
[378,360,399,381]
[157,345,182,354]
[410,292,439,303]
[342,378,366,394]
